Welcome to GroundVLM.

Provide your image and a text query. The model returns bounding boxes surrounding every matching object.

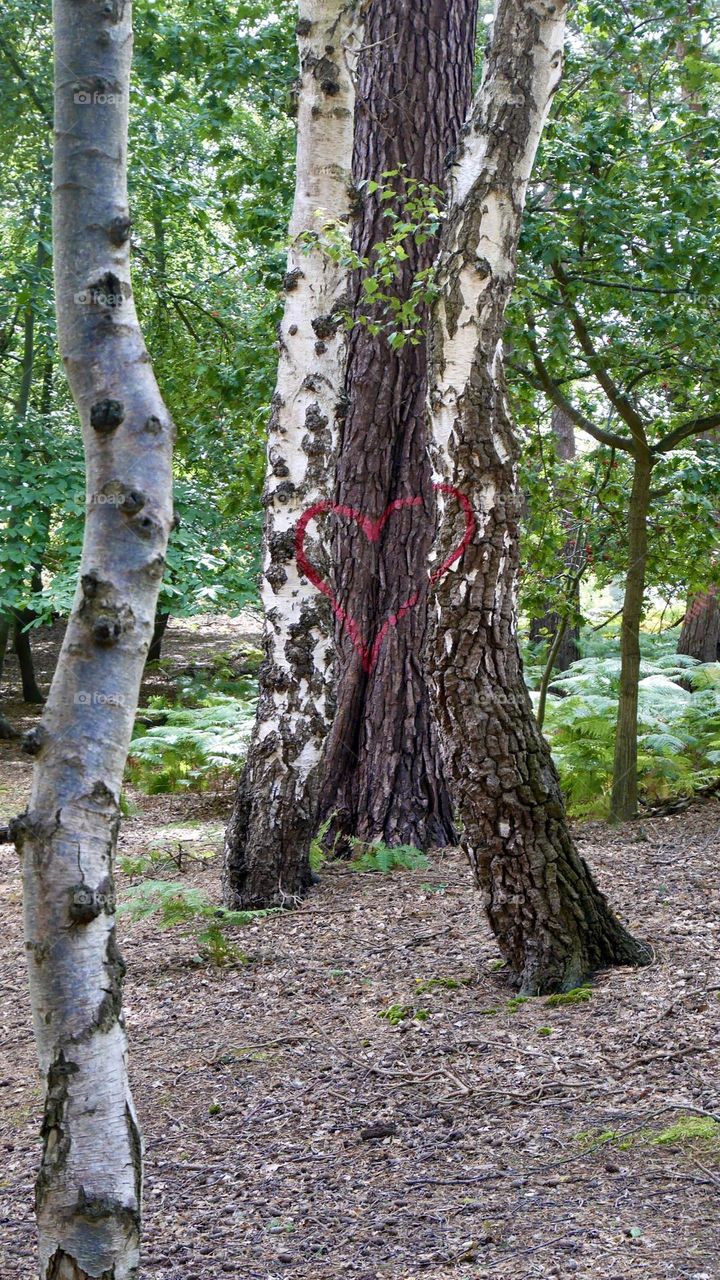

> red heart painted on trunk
[295,483,474,673]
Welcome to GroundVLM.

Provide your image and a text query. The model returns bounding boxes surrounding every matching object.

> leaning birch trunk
[223,0,363,909]
[427,0,650,993]
[10,0,174,1273]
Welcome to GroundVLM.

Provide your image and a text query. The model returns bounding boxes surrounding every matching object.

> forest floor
[0,617,718,1280]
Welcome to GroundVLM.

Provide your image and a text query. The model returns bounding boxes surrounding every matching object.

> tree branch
[523,312,633,453]
[652,412,720,455]
[0,34,52,126]
[550,261,648,446]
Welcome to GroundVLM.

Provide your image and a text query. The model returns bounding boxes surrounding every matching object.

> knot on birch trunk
[90,399,125,433]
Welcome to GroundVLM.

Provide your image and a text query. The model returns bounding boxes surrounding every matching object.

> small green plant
[119,844,216,878]
[118,880,278,966]
[544,985,592,1007]
[415,976,464,994]
[309,822,429,875]
[537,1026,553,1036]
[378,1003,430,1026]
[309,814,335,871]
[195,924,248,968]
[650,1117,720,1147]
[506,996,531,1013]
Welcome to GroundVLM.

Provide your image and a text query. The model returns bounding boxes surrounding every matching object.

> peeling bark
[223,0,363,908]
[426,0,650,992]
[15,0,174,1272]
[316,0,477,852]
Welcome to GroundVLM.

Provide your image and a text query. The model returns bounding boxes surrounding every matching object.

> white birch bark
[223,0,363,907]
[9,0,174,1272]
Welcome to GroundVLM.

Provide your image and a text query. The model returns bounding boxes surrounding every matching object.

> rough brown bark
[610,451,652,821]
[678,588,720,663]
[427,0,650,992]
[317,0,477,850]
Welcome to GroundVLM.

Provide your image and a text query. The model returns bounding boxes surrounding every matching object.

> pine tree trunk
[11,0,175,1270]
[426,0,649,993]
[610,451,652,821]
[317,0,477,850]
[223,0,363,909]
[678,588,720,662]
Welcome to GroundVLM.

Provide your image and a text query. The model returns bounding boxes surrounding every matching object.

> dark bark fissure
[317,0,478,851]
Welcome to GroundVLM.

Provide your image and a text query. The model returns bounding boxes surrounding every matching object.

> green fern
[539,643,720,817]
[127,692,256,794]
[350,841,429,873]
[119,879,279,928]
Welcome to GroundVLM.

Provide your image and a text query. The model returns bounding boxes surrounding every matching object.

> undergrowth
[526,630,720,817]
[126,669,257,794]
[118,879,279,966]
[309,820,429,875]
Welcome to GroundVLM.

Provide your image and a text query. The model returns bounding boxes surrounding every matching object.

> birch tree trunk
[9,0,174,1270]
[427,0,650,993]
[223,0,363,909]
[316,0,477,852]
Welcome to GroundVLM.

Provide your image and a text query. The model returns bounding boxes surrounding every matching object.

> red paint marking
[294,484,475,674]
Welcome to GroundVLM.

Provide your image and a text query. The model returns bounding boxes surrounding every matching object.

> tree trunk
[529,408,581,671]
[317,0,478,850]
[426,0,650,993]
[678,588,720,662]
[11,0,175,1270]
[0,615,9,682]
[146,609,170,664]
[0,617,18,740]
[13,610,45,704]
[223,0,364,909]
[610,450,653,821]
[530,602,580,670]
